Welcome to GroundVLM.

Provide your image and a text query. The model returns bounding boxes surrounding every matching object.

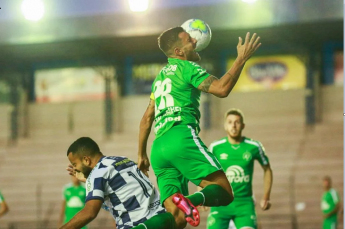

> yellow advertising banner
[227,55,306,91]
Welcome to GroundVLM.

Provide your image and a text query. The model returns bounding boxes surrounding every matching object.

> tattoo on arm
[147,99,155,108]
[198,75,217,92]
[147,99,155,117]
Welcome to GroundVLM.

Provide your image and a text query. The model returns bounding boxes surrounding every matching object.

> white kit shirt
[86,156,165,229]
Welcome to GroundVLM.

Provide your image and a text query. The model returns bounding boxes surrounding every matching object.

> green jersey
[63,183,86,226]
[210,137,269,199]
[151,58,210,138]
[321,188,340,216]
[0,191,4,203]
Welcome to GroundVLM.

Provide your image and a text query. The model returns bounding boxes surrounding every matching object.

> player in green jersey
[59,176,87,228]
[207,109,273,229]
[0,190,9,218]
[321,176,341,229]
[138,26,261,228]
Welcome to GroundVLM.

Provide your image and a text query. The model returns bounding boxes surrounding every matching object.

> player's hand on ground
[237,32,261,62]
[260,199,271,211]
[137,156,150,177]
[66,164,87,183]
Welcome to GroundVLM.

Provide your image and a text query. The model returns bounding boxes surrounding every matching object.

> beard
[188,51,201,62]
[229,129,242,139]
[81,164,93,178]
[183,47,200,62]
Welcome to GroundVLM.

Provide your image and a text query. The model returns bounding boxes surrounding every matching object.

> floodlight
[21,0,45,21]
[241,0,258,3]
[128,0,149,12]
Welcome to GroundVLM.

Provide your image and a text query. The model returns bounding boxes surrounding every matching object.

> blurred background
[0,0,343,228]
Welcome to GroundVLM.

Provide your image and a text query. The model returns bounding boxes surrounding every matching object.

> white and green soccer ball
[181,19,212,52]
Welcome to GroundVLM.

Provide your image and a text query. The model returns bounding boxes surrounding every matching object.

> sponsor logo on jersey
[148,200,161,210]
[67,196,84,208]
[225,166,250,183]
[87,179,92,192]
[161,65,177,75]
[154,116,181,133]
[220,153,228,160]
[243,152,252,161]
[321,200,330,210]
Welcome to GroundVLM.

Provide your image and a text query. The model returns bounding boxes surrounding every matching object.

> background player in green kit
[138,26,261,228]
[0,190,9,218]
[207,109,273,229]
[321,176,341,229]
[59,176,87,228]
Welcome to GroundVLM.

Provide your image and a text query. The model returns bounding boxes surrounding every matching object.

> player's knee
[219,173,235,205]
[219,191,233,206]
[225,190,234,205]
[216,184,234,206]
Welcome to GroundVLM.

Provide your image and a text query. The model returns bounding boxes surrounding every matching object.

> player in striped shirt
[207,109,273,229]
[59,137,177,229]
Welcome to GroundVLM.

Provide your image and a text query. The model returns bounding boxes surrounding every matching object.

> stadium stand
[0,87,342,229]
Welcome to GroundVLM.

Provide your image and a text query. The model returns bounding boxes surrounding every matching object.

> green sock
[131,212,177,229]
[186,192,205,206]
[187,184,232,207]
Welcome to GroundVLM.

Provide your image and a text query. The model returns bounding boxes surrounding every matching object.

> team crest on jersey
[220,153,228,160]
[243,152,252,161]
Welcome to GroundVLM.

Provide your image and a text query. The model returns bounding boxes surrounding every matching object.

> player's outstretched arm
[138,99,155,177]
[0,200,9,217]
[324,199,341,219]
[59,199,102,229]
[58,200,66,227]
[198,32,261,97]
[260,164,273,211]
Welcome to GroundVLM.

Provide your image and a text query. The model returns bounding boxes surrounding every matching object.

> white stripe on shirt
[244,139,268,165]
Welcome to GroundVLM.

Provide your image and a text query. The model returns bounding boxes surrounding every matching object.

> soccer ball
[181,19,212,52]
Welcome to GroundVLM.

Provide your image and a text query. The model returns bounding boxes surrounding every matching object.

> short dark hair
[67,137,101,157]
[158,27,185,56]
[323,175,332,182]
[224,109,245,123]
